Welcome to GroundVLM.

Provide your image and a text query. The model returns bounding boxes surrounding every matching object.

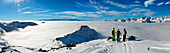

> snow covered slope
[0,21,170,53]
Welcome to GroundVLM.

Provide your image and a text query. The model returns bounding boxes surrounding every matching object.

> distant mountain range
[38,17,170,23]
[114,16,170,23]
[38,19,88,21]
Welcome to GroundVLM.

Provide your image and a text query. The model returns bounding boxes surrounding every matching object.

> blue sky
[0,0,170,20]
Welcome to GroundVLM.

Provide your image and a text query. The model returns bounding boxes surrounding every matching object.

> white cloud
[89,0,98,4]
[104,0,127,8]
[104,0,141,8]
[96,10,123,15]
[76,0,110,10]
[72,17,77,18]
[129,8,156,16]
[165,1,170,5]
[53,11,86,16]
[89,5,110,10]
[22,12,32,14]
[22,10,51,14]
[87,15,99,17]
[33,14,52,16]
[87,12,101,17]
[59,16,77,18]
[95,10,127,17]
[133,13,138,16]
[144,0,155,7]
[89,0,110,10]
[95,8,156,16]
[135,1,140,3]
[18,7,30,12]
[53,11,100,18]
[77,0,140,10]
[157,2,164,6]
[75,2,90,8]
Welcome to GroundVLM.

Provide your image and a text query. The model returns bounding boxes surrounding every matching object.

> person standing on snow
[117,29,121,42]
[112,28,116,41]
[123,28,127,42]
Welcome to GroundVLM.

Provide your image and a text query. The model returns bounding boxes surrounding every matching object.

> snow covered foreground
[0,21,170,53]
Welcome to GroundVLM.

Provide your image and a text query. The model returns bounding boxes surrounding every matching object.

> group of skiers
[112,28,127,42]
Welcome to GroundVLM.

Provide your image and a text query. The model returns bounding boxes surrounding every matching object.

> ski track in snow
[76,40,134,53]
[126,42,133,53]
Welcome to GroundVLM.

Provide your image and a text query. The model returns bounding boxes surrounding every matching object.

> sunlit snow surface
[1,21,170,53]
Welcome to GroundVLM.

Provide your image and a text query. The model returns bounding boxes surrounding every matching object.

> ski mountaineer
[112,28,116,41]
[123,28,127,42]
[117,29,121,42]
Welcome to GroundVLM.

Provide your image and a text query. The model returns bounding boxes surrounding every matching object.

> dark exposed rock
[51,47,59,50]
[42,22,45,23]
[38,48,49,52]
[106,37,112,41]
[0,46,10,52]
[0,45,36,53]
[65,43,78,47]
[128,36,136,40]
[12,49,20,53]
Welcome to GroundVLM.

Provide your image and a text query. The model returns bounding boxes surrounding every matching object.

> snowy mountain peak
[79,25,91,31]
[56,25,104,45]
